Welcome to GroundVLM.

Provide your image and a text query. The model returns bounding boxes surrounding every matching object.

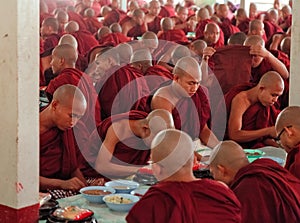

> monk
[126,129,242,223]
[172,6,193,34]
[54,10,69,35]
[102,5,127,27]
[83,8,103,35]
[209,140,300,223]
[116,43,133,64]
[248,2,257,20]
[263,9,283,40]
[279,5,292,32]
[86,109,175,178]
[190,39,207,58]
[121,8,148,39]
[248,19,267,42]
[234,8,250,34]
[95,48,151,120]
[151,56,219,148]
[40,84,87,198]
[64,21,99,57]
[40,17,61,53]
[280,36,291,58]
[275,106,300,179]
[144,0,161,34]
[46,44,101,134]
[159,0,175,18]
[66,6,89,31]
[98,26,130,46]
[202,22,224,48]
[227,32,247,45]
[219,71,283,148]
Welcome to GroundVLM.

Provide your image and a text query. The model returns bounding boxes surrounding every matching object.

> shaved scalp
[101,6,112,17]
[275,106,300,132]
[58,34,78,49]
[95,46,120,64]
[151,129,194,178]
[53,84,87,109]
[55,10,69,23]
[141,31,158,49]
[243,35,265,47]
[132,8,145,17]
[110,23,122,33]
[197,7,209,20]
[249,19,263,33]
[42,17,59,32]
[258,71,284,89]
[236,8,246,17]
[161,17,173,30]
[65,21,80,33]
[173,56,201,80]
[228,32,247,45]
[280,36,291,56]
[84,8,95,17]
[146,109,174,134]
[116,43,132,63]
[53,44,78,65]
[171,45,191,64]
[204,22,219,33]
[209,140,249,170]
[130,48,152,63]
[97,26,111,39]
[191,39,207,51]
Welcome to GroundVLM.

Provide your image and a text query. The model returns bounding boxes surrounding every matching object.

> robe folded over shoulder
[126,179,241,223]
[144,64,173,91]
[95,64,150,120]
[120,16,147,39]
[285,146,300,180]
[159,5,175,18]
[72,30,99,56]
[102,9,127,27]
[218,83,280,148]
[157,29,189,45]
[279,14,292,32]
[84,17,103,35]
[230,158,300,223]
[43,33,61,53]
[40,128,78,180]
[98,32,131,47]
[46,68,101,133]
[82,111,150,177]
[67,11,88,31]
[237,18,250,34]
[147,16,161,34]
[219,18,240,45]
[263,20,284,40]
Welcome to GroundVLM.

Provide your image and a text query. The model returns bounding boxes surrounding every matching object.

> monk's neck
[246,86,260,104]
[162,169,197,182]
[39,108,56,134]
[170,82,189,100]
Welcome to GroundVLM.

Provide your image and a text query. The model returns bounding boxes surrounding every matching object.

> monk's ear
[217,164,226,177]
[51,100,59,111]
[173,74,179,82]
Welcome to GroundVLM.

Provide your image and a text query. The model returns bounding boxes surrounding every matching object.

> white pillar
[0,0,39,221]
[289,0,300,105]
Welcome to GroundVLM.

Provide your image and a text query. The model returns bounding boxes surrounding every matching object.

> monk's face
[258,85,283,107]
[250,54,264,68]
[52,99,86,131]
[175,73,201,97]
[133,14,145,26]
[178,8,188,22]
[204,25,220,45]
[149,2,161,16]
[50,51,63,75]
[217,5,228,19]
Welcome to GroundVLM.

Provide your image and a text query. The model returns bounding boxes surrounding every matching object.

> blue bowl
[80,186,116,203]
[103,193,140,212]
[105,180,139,194]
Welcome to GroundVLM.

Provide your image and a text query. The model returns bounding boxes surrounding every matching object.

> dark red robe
[263,20,284,40]
[42,33,61,53]
[102,9,127,27]
[82,111,150,177]
[71,30,99,56]
[95,65,150,120]
[127,179,241,223]
[46,68,101,133]
[40,128,78,180]
[157,29,189,45]
[230,158,300,223]
[84,17,103,35]
[120,16,147,39]
[98,33,131,46]
[144,65,173,91]
[219,83,280,148]
[159,5,175,18]
[219,18,240,45]
[237,18,250,34]
[67,11,88,31]
[147,16,161,34]
[285,146,300,180]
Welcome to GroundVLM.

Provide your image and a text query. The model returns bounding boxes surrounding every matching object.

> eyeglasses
[275,125,292,145]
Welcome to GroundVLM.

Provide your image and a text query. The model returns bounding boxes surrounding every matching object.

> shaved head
[55,10,69,24]
[58,34,78,49]
[42,17,59,32]
[275,106,300,132]
[53,44,78,66]
[130,48,152,63]
[161,17,174,31]
[97,26,111,39]
[280,36,291,56]
[132,8,145,17]
[101,6,112,17]
[243,35,265,47]
[228,32,247,45]
[110,23,122,33]
[151,129,194,180]
[249,19,264,34]
[84,8,95,17]
[171,45,191,65]
[190,39,207,56]
[141,31,158,50]
[117,43,133,63]
[173,56,201,80]
[147,109,174,134]
[258,71,284,89]
[65,21,80,33]
[196,7,209,21]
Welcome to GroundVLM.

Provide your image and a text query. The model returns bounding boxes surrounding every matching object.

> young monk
[220,71,284,148]
[85,109,174,178]
[209,140,300,223]
[126,129,242,223]
[144,0,161,34]
[275,106,300,179]
[248,19,267,42]
[40,84,87,198]
[40,17,61,53]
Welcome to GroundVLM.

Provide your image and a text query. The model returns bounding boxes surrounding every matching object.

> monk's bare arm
[94,125,140,177]
[39,176,86,191]
[199,124,220,148]
[151,95,173,113]
[122,23,130,37]
[228,95,274,142]
[71,168,87,185]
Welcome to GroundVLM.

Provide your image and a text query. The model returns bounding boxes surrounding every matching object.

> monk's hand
[249,45,269,58]
[267,126,277,139]
[202,47,216,61]
[61,177,86,191]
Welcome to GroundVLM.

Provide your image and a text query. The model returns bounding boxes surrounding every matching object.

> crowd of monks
[39,0,300,222]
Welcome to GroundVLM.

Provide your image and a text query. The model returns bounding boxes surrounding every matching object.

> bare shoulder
[231,91,250,111]
[109,119,132,141]
[151,86,174,112]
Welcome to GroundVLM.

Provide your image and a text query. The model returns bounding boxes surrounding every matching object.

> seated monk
[54,10,69,35]
[280,36,291,58]
[102,7,127,27]
[157,17,189,45]
[234,8,250,34]
[248,19,267,42]
[46,44,101,134]
[158,0,175,18]
[84,109,175,178]
[116,43,133,64]
[144,0,161,34]
[121,9,148,39]
[40,84,87,198]
[209,140,300,223]
[144,63,173,91]
[66,6,89,31]
[65,21,99,57]
[217,71,283,148]
[279,5,292,32]
[172,6,194,34]
[83,8,103,35]
[126,129,242,223]
[201,22,224,48]
[263,9,283,40]
[190,39,207,58]
[275,106,300,179]
[95,48,151,120]
[151,56,220,148]
[40,17,61,53]
[227,32,247,45]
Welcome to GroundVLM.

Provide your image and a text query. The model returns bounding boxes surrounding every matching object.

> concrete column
[0,0,39,222]
[289,0,300,105]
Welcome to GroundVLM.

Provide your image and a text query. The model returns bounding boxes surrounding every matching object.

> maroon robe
[40,128,78,180]
[102,9,127,27]
[219,18,240,45]
[147,16,161,34]
[67,11,88,31]
[98,33,131,46]
[279,14,292,32]
[144,65,173,91]
[120,16,147,39]
[230,158,300,223]
[285,146,300,180]
[71,30,99,56]
[46,68,101,133]
[157,29,189,45]
[42,33,61,53]
[263,20,283,40]
[84,17,103,35]
[95,64,150,120]
[219,84,280,148]
[127,179,241,223]
[82,111,150,177]
[159,5,175,18]
[237,18,250,34]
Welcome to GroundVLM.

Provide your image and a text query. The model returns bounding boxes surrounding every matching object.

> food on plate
[105,195,133,204]
[82,189,112,196]
[53,206,93,220]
